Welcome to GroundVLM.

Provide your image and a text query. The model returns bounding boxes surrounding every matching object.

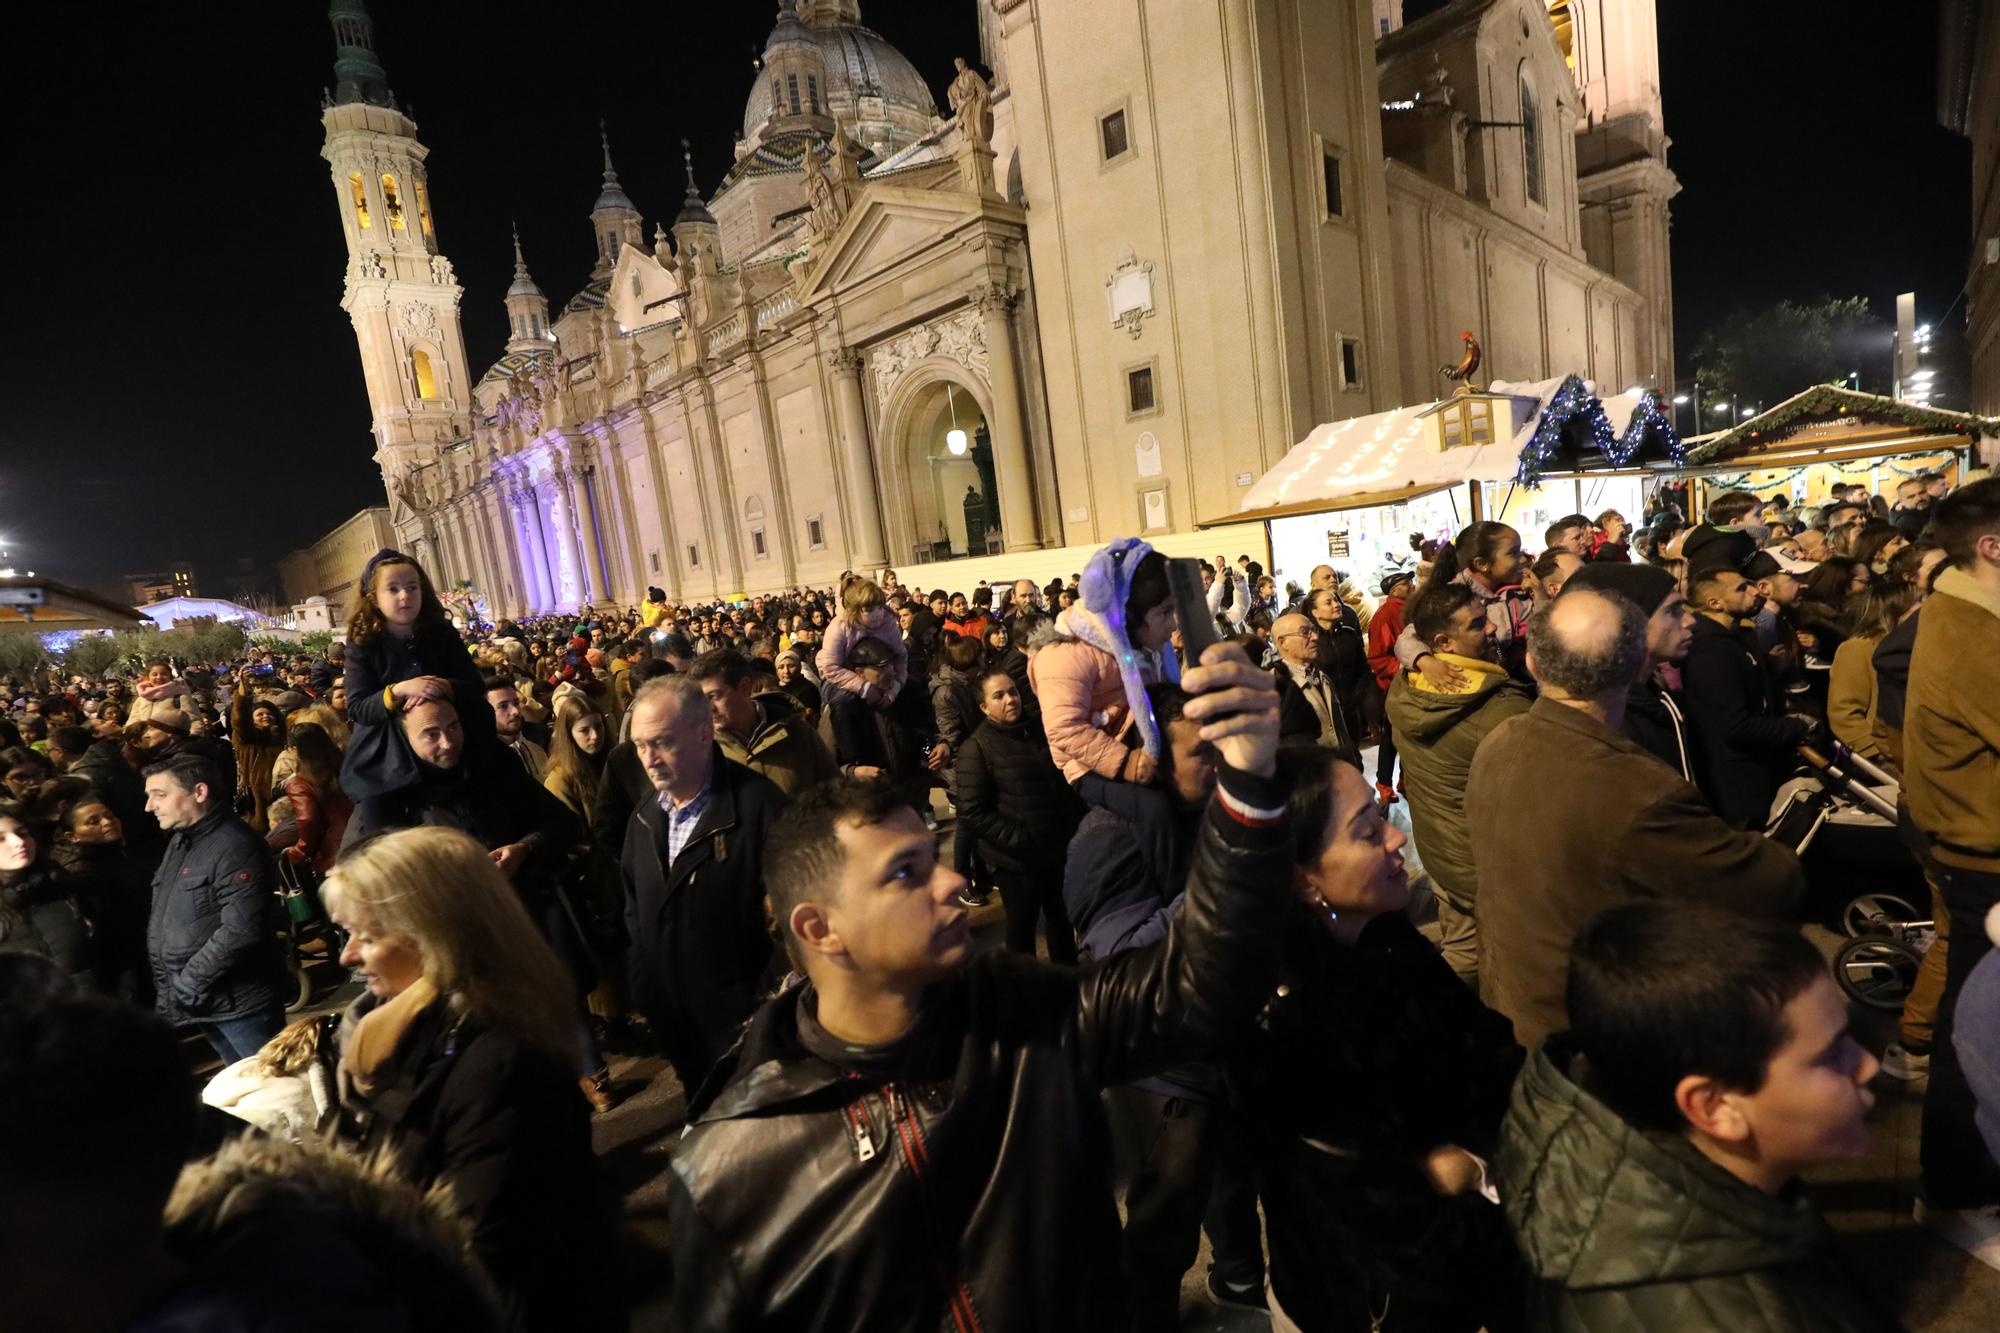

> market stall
[1675,385,2000,520]
[1228,374,1684,591]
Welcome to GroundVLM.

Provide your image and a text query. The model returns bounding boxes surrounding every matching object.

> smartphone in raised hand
[1166,557,1219,667]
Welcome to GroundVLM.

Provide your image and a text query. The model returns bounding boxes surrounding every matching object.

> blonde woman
[325,827,621,1330]
[542,700,607,823]
[286,701,350,751]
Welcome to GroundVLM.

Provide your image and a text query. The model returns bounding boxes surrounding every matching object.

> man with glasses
[1270,612,1350,748]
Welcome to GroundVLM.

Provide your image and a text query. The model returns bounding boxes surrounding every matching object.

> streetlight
[1740,407,1755,418]
[1672,394,1689,405]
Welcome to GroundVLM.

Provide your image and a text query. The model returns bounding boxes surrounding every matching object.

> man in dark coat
[1467,589,1804,1050]
[142,751,285,1063]
[619,675,787,1093]
[666,645,1290,1332]
[1680,565,1813,829]
[1063,683,1268,1324]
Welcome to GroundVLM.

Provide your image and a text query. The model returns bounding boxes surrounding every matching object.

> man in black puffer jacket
[142,751,284,1064]
[953,669,1082,962]
[667,643,1290,1332]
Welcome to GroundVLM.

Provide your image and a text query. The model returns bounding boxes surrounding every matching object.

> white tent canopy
[136,596,277,631]
[1235,377,1676,522]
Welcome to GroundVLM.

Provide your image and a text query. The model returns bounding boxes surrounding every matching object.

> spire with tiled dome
[590,121,644,277]
[738,0,935,161]
[504,222,551,354]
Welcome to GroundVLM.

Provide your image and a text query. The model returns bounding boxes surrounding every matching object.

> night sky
[8,0,1972,600]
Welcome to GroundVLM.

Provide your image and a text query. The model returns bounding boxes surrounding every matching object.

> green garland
[1684,384,1999,464]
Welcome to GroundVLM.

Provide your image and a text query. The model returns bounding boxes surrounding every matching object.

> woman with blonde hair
[286,701,350,751]
[325,826,620,1331]
[542,700,607,823]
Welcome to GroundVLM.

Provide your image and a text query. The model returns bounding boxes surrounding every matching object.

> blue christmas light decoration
[1605,390,1686,468]
[1514,375,1613,486]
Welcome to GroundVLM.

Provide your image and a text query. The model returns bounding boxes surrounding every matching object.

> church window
[787,72,801,115]
[1547,3,1576,75]
[1521,74,1545,206]
[606,231,621,263]
[381,172,407,230]
[348,172,371,229]
[806,516,826,550]
[410,348,438,399]
[1339,337,1363,390]
[649,550,661,574]
[687,543,701,569]
[807,74,820,113]
[751,527,769,559]
[1320,144,1345,220]
[631,274,643,298]
[414,179,435,239]
[1099,108,1130,162]
[1126,363,1157,415]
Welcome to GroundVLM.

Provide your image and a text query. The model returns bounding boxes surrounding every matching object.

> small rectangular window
[751,528,768,558]
[1340,337,1362,390]
[1322,148,1344,219]
[1100,109,1129,161]
[787,72,801,115]
[1127,365,1156,414]
[649,550,661,573]
[687,544,700,569]
[806,517,826,549]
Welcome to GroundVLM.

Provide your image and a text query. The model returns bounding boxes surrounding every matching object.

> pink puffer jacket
[816,607,909,701]
[1028,636,1138,783]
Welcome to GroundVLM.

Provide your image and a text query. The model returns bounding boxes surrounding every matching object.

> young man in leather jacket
[666,642,1290,1331]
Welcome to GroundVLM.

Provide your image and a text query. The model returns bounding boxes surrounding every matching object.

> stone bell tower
[319,0,474,544]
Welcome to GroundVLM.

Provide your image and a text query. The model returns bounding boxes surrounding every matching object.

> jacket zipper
[882,1084,982,1333]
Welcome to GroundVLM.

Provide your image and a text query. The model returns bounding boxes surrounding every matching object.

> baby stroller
[275,855,347,1013]
[1764,744,1935,1012]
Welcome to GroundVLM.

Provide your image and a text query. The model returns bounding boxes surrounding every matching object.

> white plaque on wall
[1135,430,1163,479]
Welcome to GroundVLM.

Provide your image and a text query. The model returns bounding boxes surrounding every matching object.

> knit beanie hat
[1564,561,1679,615]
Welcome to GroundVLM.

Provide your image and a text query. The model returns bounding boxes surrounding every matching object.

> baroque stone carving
[869,307,989,403]
[1105,246,1156,339]
[399,300,441,342]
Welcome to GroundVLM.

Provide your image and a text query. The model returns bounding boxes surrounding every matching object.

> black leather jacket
[666,766,1292,1331]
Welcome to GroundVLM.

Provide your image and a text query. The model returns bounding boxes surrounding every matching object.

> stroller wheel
[1833,937,1921,1012]
[1841,892,1922,939]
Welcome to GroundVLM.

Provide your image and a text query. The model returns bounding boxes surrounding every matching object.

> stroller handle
[1798,744,1901,823]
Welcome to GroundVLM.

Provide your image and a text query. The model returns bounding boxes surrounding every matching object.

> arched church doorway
[890,376,997,562]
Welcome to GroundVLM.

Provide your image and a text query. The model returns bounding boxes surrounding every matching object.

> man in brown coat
[1467,586,1804,1049]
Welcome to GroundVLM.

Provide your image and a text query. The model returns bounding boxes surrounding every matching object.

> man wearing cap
[1680,564,1815,828]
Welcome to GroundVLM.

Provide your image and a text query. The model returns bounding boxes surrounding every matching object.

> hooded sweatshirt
[1497,1042,1901,1332]
[1027,538,1180,782]
[1383,655,1532,903]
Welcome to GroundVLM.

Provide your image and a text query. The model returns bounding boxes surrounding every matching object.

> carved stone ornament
[869,307,989,403]
[1106,246,1156,339]
[400,301,441,342]
[357,252,386,280]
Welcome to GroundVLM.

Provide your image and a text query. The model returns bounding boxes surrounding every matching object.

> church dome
[740,11,937,160]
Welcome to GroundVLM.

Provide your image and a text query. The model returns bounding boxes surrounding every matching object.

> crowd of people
[1,465,1997,1331]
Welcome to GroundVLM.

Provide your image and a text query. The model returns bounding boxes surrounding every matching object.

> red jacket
[1366,596,1407,693]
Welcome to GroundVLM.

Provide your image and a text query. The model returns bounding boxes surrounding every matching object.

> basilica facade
[306,0,1675,617]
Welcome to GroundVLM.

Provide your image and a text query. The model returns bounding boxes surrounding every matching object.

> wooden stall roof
[1682,385,2000,470]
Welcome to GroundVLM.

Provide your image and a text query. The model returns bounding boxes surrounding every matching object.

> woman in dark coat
[326,826,621,1332]
[0,802,93,989]
[1230,746,1525,1332]
[52,796,153,1002]
[340,550,496,802]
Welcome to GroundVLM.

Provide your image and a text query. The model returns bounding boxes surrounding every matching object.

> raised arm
[1067,645,1291,1086]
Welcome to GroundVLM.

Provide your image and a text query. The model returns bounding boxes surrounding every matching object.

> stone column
[569,463,609,606]
[547,474,587,611]
[480,484,524,616]
[974,286,1041,551]
[825,348,888,567]
[518,485,555,613]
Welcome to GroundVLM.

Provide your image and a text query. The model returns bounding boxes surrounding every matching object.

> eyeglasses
[1276,627,1321,641]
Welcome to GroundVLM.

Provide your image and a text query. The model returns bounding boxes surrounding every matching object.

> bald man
[1466,588,1803,1047]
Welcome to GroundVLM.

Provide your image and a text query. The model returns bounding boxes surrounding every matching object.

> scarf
[340,975,441,1100]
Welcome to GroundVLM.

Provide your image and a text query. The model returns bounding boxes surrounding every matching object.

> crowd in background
[2,463,1998,1332]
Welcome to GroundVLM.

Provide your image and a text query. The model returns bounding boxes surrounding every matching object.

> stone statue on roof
[948,58,993,150]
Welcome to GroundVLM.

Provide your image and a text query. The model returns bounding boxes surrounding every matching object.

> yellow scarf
[1408,652,1508,696]
[342,975,440,1099]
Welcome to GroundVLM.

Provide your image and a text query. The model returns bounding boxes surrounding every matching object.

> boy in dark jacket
[1499,903,1898,1332]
